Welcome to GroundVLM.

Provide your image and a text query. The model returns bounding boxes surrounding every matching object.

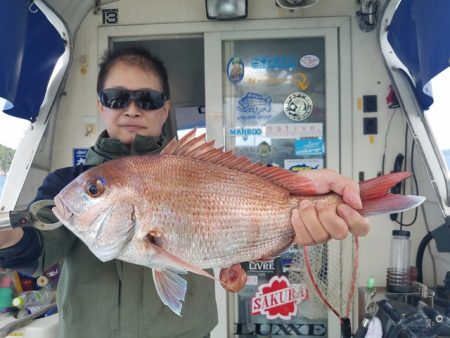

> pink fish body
[53,130,424,315]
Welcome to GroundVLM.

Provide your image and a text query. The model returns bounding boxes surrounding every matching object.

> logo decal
[265,123,323,139]
[227,57,245,83]
[251,56,297,69]
[257,141,272,158]
[294,138,324,156]
[285,159,324,172]
[251,275,308,320]
[229,127,263,141]
[283,92,313,122]
[238,92,272,114]
[300,54,320,69]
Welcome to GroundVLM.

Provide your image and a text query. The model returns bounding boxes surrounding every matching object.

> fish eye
[85,178,105,198]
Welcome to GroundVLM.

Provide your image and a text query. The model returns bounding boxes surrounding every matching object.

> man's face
[97,61,170,145]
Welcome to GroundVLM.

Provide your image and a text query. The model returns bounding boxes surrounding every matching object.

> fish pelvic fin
[160,129,317,195]
[359,172,425,216]
[152,269,187,316]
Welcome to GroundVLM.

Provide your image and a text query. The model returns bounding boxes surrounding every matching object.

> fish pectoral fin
[145,240,216,281]
[152,269,187,316]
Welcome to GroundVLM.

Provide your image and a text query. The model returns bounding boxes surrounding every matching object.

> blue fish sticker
[238,92,272,114]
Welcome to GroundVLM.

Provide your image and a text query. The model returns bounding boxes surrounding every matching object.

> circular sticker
[226,57,245,84]
[283,92,313,121]
[299,54,320,69]
[257,141,272,158]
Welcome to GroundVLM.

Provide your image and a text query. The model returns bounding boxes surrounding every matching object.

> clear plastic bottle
[386,230,412,292]
[12,288,54,308]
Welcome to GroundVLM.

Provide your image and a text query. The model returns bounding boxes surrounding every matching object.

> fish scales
[124,155,299,268]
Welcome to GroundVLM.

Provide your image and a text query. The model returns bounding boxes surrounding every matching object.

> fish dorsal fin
[161,129,317,195]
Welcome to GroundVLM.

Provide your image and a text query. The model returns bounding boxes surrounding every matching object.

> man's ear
[163,100,171,120]
[97,98,108,122]
[97,97,104,113]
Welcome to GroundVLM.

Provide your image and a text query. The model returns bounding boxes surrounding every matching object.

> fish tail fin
[359,172,425,217]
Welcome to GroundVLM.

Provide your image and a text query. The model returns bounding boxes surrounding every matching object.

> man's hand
[291,169,370,245]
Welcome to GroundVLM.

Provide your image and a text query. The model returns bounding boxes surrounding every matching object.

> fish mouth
[53,195,73,226]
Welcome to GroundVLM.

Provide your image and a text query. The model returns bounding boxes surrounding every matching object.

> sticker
[246,275,258,286]
[266,123,323,139]
[284,159,324,172]
[248,261,276,272]
[238,92,272,114]
[294,138,324,156]
[244,71,308,88]
[251,56,297,69]
[227,57,245,84]
[283,92,313,122]
[229,127,263,141]
[251,275,308,320]
[292,72,309,91]
[257,141,272,158]
[300,54,320,69]
[73,148,88,166]
[233,322,325,336]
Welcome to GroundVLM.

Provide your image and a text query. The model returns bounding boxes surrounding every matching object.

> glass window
[0,112,30,195]
[424,67,450,176]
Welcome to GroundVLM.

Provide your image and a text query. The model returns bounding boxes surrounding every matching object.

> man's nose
[124,100,142,117]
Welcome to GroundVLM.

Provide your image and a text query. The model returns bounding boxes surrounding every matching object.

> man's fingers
[342,183,362,209]
[316,201,349,240]
[291,208,315,246]
[337,204,370,236]
[296,200,330,244]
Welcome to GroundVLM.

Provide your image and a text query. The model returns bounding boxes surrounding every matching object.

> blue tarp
[387,0,450,111]
[0,0,65,122]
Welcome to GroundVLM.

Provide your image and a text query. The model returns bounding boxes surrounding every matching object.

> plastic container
[386,230,412,292]
[12,289,54,309]
[0,288,13,311]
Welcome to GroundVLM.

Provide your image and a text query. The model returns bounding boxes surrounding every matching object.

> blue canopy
[0,0,65,122]
[387,0,450,111]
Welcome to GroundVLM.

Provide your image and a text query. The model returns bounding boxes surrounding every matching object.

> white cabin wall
[51,0,427,291]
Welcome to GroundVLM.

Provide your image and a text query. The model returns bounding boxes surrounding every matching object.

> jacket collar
[85,130,167,165]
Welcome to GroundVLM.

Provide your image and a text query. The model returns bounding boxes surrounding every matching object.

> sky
[0,111,30,149]
[426,67,450,150]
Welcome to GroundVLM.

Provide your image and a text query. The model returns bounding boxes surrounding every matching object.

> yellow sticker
[369,135,375,144]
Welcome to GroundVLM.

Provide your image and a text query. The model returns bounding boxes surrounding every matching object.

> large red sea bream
[53,130,424,315]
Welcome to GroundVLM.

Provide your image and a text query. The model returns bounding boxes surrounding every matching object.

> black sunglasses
[99,88,168,110]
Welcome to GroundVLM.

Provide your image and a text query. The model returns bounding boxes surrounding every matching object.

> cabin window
[0,113,30,195]
[423,67,450,176]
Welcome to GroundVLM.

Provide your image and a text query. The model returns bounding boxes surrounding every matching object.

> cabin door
[211,27,348,338]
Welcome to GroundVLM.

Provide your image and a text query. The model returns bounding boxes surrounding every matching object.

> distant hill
[0,144,14,174]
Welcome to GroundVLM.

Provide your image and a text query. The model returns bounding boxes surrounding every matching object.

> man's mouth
[121,125,144,132]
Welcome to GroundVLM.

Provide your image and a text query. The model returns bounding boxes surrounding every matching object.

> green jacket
[38,131,218,338]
